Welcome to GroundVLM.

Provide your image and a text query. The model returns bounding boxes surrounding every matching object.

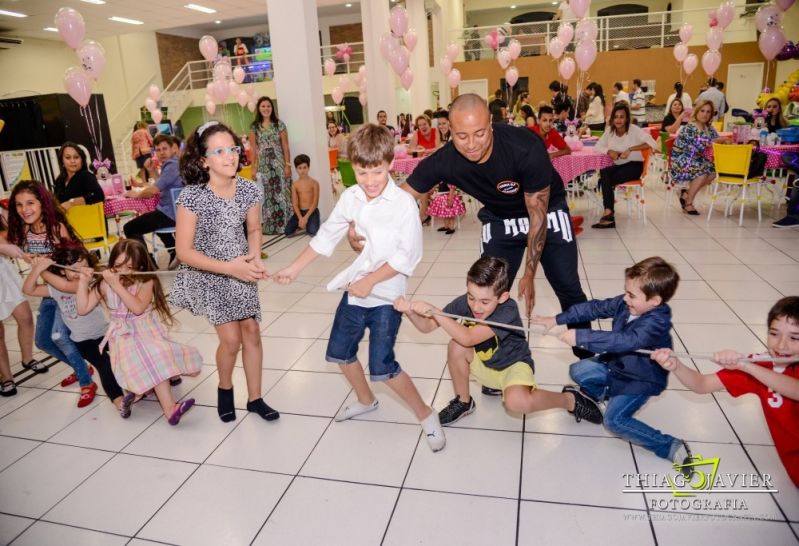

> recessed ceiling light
[510,5,516,8]
[43,27,58,32]
[185,3,216,14]
[0,9,28,18]
[109,16,144,25]
[81,0,107,5]
[214,20,221,24]
[346,3,352,7]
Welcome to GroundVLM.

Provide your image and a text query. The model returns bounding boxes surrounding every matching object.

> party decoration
[359,92,368,106]
[702,49,721,76]
[548,37,565,60]
[331,86,344,105]
[400,68,414,90]
[508,39,522,60]
[683,53,698,75]
[144,98,157,113]
[148,85,161,101]
[77,40,105,80]
[716,2,735,30]
[505,66,519,87]
[673,43,688,62]
[575,19,598,42]
[323,58,336,76]
[756,6,782,33]
[557,23,574,45]
[233,66,245,84]
[446,42,460,61]
[575,40,598,71]
[569,0,591,19]
[759,27,787,61]
[151,110,163,124]
[391,46,410,76]
[237,90,248,107]
[55,8,85,49]
[404,28,418,52]
[380,33,399,61]
[706,27,723,51]
[559,57,576,80]
[335,43,353,63]
[679,23,693,43]
[389,5,409,36]
[199,35,218,62]
[447,68,461,89]
[707,9,719,28]
[205,101,216,115]
[63,66,92,107]
[439,56,452,76]
[497,48,511,69]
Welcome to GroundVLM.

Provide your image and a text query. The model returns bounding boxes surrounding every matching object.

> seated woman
[661,98,688,135]
[591,103,658,229]
[409,114,439,155]
[669,100,733,215]
[436,110,451,144]
[54,142,104,211]
[521,104,537,128]
[327,121,348,159]
[764,98,788,133]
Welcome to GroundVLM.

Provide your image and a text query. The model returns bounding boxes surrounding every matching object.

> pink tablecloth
[103,195,159,217]
[392,156,426,175]
[552,149,614,183]
[703,144,799,169]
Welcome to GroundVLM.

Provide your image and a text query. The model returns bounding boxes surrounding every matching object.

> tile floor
[1,183,798,545]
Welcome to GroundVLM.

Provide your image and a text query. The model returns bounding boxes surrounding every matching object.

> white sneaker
[334,399,378,422]
[421,409,446,452]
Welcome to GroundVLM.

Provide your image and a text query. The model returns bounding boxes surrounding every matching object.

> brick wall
[329,23,363,45]
[156,33,206,86]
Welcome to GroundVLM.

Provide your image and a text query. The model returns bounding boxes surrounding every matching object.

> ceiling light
[43,27,58,32]
[510,5,516,8]
[346,3,352,7]
[214,20,221,24]
[0,9,28,18]
[81,0,107,5]
[185,3,216,14]
[109,16,144,25]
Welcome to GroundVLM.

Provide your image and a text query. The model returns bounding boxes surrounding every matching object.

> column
[266,0,332,216]
[361,0,397,126]
[406,0,432,115]
[430,4,449,108]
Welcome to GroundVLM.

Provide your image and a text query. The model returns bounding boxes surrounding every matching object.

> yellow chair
[239,165,253,180]
[712,121,723,132]
[66,202,118,255]
[708,143,763,226]
[614,148,651,224]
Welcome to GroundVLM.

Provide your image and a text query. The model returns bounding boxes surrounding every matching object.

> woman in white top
[583,82,606,132]
[591,103,658,229]
[327,121,348,159]
[663,82,692,117]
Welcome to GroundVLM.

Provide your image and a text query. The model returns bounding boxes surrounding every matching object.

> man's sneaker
[772,215,799,229]
[421,410,446,452]
[672,440,695,479]
[563,385,603,424]
[438,395,476,425]
[481,385,502,396]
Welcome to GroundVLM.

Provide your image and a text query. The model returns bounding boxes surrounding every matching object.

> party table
[552,148,614,183]
[392,156,426,175]
[103,194,160,217]
[703,144,799,169]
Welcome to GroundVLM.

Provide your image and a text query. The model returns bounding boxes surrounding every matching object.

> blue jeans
[570,357,679,460]
[325,293,402,381]
[35,298,92,387]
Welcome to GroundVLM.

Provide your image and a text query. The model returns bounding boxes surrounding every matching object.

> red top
[717,355,799,486]
[532,126,568,151]
[416,129,437,149]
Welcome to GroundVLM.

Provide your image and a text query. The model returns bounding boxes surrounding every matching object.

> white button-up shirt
[595,124,658,165]
[310,177,423,308]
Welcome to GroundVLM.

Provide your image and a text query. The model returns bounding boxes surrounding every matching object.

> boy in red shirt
[532,106,571,159]
[651,296,799,487]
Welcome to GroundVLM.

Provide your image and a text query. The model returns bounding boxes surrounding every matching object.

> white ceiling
[0,0,362,41]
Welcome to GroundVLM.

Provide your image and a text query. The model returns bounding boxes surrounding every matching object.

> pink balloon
[380,33,398,61]
[324,58,336,76]
[706,27,723,51]
[505,66,519,87]
[205,101,216,115]
[496,48,511,69]
[446,42,460,61]
[233,66,245,84]
[339,75,350,91]
[759,27,786,61]
[199,35,218,62]
[389,5,409,36]
[483,34,494,47]
[508,39,522,60]
[558,57,576,80]
[148,85,161,101]
[683,53,698,75]
[237,90,248,107]
[575,20,598,42]
[247,84,256,96]
[756,6,781,33]
[400,68,414,90]
[439,56,452,76]
[247,100,256,113]
[55,8,85,49]
[702,49,721,75]
[776,0,795,10]
[64,67,91,107]
[548,37,565,60]
[404,28,418,52]
[144,98,157,113]
[679,23,693,43]
[673,43,689,62]
[359,92,368,107]
[151,110,163,124]
[212,79,229,102]
[717,1,735,30]
[332,86,344,105]
[557,23,574,45]
[392,46,410,76]
[77,40,105,80]
[575,40,597,71]
[228,81,239,95]
[447,68,461,89]
[569,0,590,19]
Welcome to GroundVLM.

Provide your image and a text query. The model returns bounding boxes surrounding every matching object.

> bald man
[404,93,591,359]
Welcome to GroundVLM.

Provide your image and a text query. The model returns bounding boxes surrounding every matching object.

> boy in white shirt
[274,124,445,452]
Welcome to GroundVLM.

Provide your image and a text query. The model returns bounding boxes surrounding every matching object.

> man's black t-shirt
[488,98,507,123]
[407,123,567,219]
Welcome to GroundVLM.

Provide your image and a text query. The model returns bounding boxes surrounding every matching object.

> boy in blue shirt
[533,256,693,475]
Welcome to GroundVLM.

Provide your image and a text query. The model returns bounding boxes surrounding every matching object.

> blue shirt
[155,157,183,220]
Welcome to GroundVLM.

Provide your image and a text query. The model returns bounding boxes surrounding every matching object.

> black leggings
[598,161,644,212]
[478,205,593,359]
[123,210,176,259]
[74,338,123,401]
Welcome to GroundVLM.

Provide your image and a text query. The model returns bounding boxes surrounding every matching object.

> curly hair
[7,180,79,249]
[180,122,244,186]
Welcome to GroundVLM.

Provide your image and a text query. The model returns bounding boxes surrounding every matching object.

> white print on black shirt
[503,217,530,237]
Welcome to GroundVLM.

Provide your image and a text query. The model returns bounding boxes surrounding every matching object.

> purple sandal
[120,392,135,419]
[168,398,195,426]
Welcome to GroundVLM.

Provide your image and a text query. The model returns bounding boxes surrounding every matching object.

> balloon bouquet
[197,34,256,130]
[756,0,794,87]
[487,28,522,115]
[380,4,434,95]
[55,7,109,171]
[326,42,368,107]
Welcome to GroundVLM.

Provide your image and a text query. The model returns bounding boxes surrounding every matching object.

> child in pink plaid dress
[77,240,201,425]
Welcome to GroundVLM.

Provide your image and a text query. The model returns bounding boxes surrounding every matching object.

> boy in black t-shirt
[394,256,602,425]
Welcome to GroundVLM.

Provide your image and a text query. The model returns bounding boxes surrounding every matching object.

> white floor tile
[706,279,784,301]
[340,378,440,425]
[0,390,100,440]
[635,389,737,444]
[139,465,291,546]
[11,522,128,546]
[0,435,40,472]
[261,312,333,339]
[0,513,33,545]
[670,300,742,324]
[253,477,397,546]
[265,370,352,417]
[651,513,796,545]
[713,391,774,445]
[384,489,517,546]
[745,444,799,521]
[518,502,654,545]
[45,453,196,536]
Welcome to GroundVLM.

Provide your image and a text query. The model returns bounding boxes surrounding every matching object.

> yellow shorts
[469,355,537,397]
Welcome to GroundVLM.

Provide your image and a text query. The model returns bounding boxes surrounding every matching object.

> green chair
[337,158,357,187]
[591,129,604,137]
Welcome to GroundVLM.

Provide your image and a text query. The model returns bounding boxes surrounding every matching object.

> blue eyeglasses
[205,146,241,157]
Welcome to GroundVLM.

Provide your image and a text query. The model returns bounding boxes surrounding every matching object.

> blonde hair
[414,114,431,127]
[691,100,715,124]
[347,124,395,167]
